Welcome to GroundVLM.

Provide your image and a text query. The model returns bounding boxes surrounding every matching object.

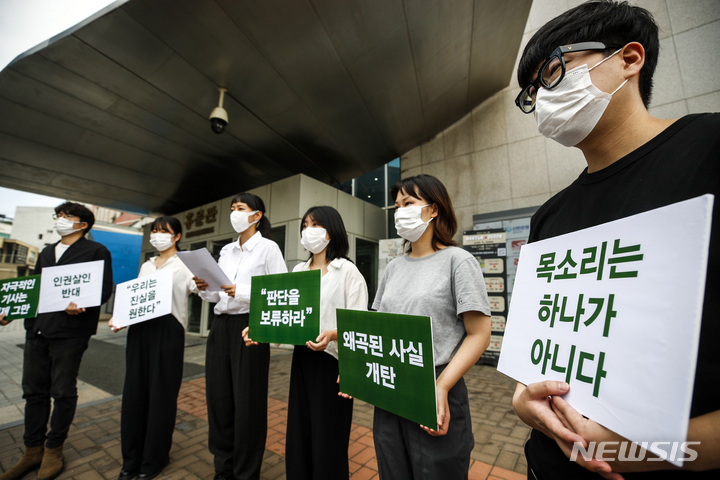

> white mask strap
[588,48,622,72]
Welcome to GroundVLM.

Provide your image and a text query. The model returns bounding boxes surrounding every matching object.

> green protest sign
[337,309,437,429]
[0,274,41,321]
[249,270,320,345]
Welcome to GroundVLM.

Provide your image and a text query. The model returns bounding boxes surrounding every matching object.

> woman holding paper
[108,216,197,480]
[193,192,287,480]
[282,206,368,479]
[372,174,492,479]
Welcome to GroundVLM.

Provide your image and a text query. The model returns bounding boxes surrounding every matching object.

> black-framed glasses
[515,42,621,114]
[52,213,76,221]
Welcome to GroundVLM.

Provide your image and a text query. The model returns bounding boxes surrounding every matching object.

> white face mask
[54,217,82,237]
[149,233,175,252]
[301,227,330,254]
[395,204,432,243]
[534,49,628,147]
[230,210,259,233]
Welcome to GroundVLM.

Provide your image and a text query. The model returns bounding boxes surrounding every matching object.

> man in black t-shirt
[511,1,719,479]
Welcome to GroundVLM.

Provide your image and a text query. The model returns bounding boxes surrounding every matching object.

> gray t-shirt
[372,246,491,366]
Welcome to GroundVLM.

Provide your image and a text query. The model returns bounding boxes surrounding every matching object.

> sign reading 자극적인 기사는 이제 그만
[248,269,320,345]
[0,275,41,321]
[337,309,437,429]
[497,194,714,467]
[37,260,105,314]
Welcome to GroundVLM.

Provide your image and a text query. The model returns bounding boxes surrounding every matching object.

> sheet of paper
[497,195,713,466]
[112,269,173,328]
[37,260,105,314]
[176,248,231,292]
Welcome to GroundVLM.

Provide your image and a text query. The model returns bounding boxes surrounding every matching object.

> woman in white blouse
[284,206,368,479]
[109,216,197,480]
[194,193,287,480]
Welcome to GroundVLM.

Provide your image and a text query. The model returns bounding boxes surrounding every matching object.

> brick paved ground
[0,335,530,480]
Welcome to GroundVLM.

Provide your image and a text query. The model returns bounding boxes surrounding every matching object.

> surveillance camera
[209,107,228,134]
[209,87,228,134]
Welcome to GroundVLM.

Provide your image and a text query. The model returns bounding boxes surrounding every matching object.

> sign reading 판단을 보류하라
[337,309,437,429]
[112,269,173,328]
[0,275,41,321]
[37,260,105,314]
[497,194,714,467]
[249,269,321,345]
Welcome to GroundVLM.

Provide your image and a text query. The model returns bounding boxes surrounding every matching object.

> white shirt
[199,232,288,315]
[55,243,71,262]
[293,257,368,359]
[138,255,198,329]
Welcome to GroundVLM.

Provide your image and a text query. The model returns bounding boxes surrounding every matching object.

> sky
[0,0,119,218]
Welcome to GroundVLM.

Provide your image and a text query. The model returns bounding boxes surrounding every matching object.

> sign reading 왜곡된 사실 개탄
[337,309,437,429]
[249,269,320,345]
[0,275,41,321]
[112,269,173,328]
[497,194,714,467]
[37,260,105,314]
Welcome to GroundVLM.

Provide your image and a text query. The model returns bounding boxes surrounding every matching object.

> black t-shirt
[525,113,720,479]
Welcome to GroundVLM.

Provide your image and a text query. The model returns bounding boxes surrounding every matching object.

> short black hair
[300,206,350,262]
[55,202,94,236]
[150,216,183,250]
[230,192,271,238]
[517,0,659,108]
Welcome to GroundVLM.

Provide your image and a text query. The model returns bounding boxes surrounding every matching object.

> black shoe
[118,469,138,480]
[137,462,168,480]
[212,473,234,480]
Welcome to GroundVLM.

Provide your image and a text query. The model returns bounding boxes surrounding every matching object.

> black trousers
[285,346,354,480]
[121,314,185,474]
[206,313,270,480]
[22,335,90,448]
[373,366,474,480]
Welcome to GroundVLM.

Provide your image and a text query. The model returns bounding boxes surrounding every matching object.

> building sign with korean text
[337,309,437,429]
[0,275,41,320]
[249,270,320,345]
[112,270,173,328]
[498,195,713,466]
[37,260,105,314]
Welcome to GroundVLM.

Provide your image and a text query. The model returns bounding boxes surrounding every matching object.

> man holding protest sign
[511,1,719,478]
[1,203,113,480]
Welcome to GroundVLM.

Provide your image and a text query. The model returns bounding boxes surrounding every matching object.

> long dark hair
[300,206,350,262]
[230,192,271,238]
[150,216,183,251]
[390,174,458,252]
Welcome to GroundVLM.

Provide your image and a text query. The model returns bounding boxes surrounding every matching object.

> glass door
[355,238,378,308]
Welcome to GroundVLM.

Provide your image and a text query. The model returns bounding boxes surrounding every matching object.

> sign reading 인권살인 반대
[37,260,105,314]
[497,194,714,467]
[111,269,173,328]
[249,270,321,345]
[337,309,437,430]
[0,275,41,321]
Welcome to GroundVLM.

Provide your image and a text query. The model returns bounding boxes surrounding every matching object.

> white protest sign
[112,269,173,328]
[37,260,105,314]
[498,195,713,466]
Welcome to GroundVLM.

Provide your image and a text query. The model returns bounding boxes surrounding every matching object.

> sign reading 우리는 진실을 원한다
[497,195,714,467]
[111,269,173,328]
[0,275,41,321]
[337,309,437,429]
[248,269,320,345]
[37,260,105,314]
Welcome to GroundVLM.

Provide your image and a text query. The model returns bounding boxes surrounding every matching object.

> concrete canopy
[0,0,531,215]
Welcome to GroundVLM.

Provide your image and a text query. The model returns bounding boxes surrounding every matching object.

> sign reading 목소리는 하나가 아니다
[337,309,438,430]
[497,194,714,467]
[0,275,41,321]
[112,269,173,328]
[37,260,105,314]
[249,269,321,345]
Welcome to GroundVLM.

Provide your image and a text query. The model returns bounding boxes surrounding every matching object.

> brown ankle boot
[37,446,64,480]
[0,446,44,480]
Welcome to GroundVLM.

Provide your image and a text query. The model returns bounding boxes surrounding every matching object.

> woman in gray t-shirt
[373,174,492,479]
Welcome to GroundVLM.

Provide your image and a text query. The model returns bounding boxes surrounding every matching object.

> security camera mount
[209,87,228,134]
